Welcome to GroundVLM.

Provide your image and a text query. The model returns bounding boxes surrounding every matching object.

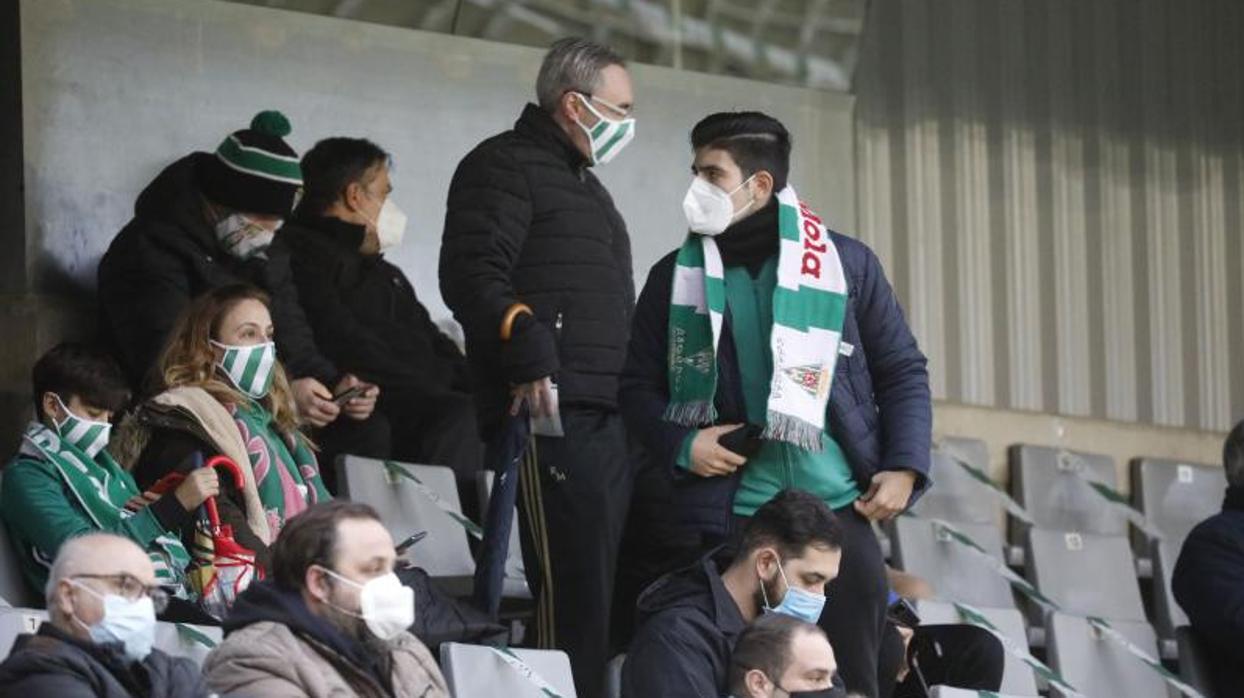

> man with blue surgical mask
[441,35,637,698]
[0,533,209,697]
[623,490,843,698]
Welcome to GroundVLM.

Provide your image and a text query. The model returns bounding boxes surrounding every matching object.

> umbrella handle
[201,456,246,534]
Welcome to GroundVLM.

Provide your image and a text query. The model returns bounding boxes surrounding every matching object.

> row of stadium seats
[890,436,1221,697]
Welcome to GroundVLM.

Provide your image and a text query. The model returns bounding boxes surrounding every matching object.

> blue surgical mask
[760,557,827,625]
[70,581,157,662]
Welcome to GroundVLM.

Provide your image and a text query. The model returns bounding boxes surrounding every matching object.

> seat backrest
[153,622,222,666]
[911,437,1000,525]
[1151,540,1188,638]
[0,606,46,657]
[1009,445,1127,539]
[928,688,1033,698]
[1131,458,1221,544]
[891,518,1015,609]
[917,600,1038,696]
[440,642,577,698]
[336,456,475,581]
[1046,612,1166,698]
[0,476,42,608]
[1025,528,1145,621]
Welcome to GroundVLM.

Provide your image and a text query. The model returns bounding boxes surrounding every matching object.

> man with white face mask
[0,533,209,697]
[204,500,448,698]
[440,36,637,698]
[98,110,378,448]
[620,111,932,697]
[283,138,481,498]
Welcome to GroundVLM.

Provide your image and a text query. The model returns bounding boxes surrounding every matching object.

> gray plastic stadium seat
[440,642,577,697]
[1132,459,1221,637]
[1045,612,1166,698]
[890,518,1015,609]
[475,471,532,600]
[912,437,1000,525]
[929,688,1034,698]
[1009,445,1128,543]
[153,621,221,666]
[0,477,42,608]
[1025,528,1146,622]
[1174,626,1215,698]
[917,600,1038,696]
[336,456,475,595]
[0,606,46,657]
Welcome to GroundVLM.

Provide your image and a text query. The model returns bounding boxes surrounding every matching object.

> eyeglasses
[71,573,171,613]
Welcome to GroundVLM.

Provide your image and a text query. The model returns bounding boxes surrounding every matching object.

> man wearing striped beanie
[98,112,380,462]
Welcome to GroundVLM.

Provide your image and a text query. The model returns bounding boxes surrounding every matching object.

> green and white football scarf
[665,185,847,451]
[21,422,191,589]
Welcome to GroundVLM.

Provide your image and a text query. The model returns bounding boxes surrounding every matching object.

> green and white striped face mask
[51,394,112,459]
[211,340,277,399]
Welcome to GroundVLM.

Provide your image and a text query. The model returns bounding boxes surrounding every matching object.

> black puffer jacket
[0,622,208,698]
[283,213,469,398]
[439,104,635,434]
[97,153,337,390]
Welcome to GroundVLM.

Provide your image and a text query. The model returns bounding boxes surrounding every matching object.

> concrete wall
[6,0,854,445]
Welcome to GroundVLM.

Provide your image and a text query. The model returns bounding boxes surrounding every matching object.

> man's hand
[510,376,556,418]
[335,374,379,421]
[689,424,748,478]
[886,565,935,601]
[173,467,221,511]
[854,469,918,521]
[895,624,916,682]
[291,377,341,428]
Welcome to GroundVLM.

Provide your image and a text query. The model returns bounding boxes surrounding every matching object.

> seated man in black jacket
[97,111,379,484]
[0,533,209,698]
[282,138,483,495]
[1173,419,1244,697]
[622,489,844,697]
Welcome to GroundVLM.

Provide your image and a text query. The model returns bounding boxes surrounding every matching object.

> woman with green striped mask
[121,285,330,608]
[0,343,215,621]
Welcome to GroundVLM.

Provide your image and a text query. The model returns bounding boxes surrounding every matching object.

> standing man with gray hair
[440,36,638,697]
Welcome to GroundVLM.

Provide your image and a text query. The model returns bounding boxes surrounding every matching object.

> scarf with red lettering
[664,185,847,451]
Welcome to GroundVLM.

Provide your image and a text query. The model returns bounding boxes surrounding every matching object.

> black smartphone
[395,530,428,554]
[719,423,766,458]
[887,597,921,628]
[332,384,368,406]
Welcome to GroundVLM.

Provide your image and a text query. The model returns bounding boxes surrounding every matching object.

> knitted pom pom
[250,110,292,137]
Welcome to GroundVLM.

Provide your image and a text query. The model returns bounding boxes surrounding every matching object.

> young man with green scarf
[620,112,932,698]
[0,343,217,620]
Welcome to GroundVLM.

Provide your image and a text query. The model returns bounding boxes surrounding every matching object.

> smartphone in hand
[332,384,369,406]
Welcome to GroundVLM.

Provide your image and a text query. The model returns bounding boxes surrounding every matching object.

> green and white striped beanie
[198,110,304,217]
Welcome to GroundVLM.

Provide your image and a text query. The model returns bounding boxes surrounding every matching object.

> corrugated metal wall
[854,0,1244,432]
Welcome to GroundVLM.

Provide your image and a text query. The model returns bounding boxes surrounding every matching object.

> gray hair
[1225,420,1244,487]
[44,533,133,605]
[535,37,626,112]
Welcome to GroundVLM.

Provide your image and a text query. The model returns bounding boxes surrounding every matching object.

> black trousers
[818,507,890,698]
[880,622,1005,698]
[515,409,634,698]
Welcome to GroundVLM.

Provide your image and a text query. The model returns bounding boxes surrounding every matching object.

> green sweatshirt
[1,451,181,594]
[677,257,860,516]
